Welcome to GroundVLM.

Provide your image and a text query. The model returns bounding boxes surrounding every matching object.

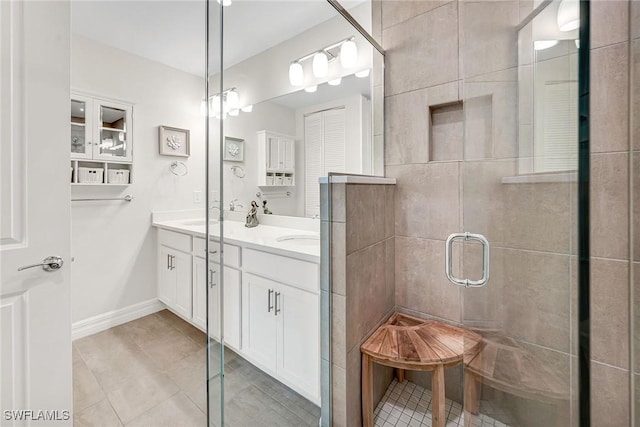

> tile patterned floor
[374,379,510,427]
[73,310,320,426]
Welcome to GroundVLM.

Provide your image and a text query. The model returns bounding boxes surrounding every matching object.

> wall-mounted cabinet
[257,130,295,187]
[71,92,133,185]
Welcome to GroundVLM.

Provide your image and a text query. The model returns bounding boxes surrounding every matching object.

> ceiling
[71,0,366,77]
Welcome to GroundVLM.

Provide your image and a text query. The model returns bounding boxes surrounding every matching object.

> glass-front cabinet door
[94,99,133,162]
[71,93,133,163]
[70,94,93,159]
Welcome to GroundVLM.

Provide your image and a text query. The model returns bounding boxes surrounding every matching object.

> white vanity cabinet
[193,255,242,350]
[158,231,193,319]
[257,130,295,186]
[242,249,320,403]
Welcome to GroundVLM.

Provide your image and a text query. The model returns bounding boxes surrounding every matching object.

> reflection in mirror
[214,0,383,217]
[518,0,578,174]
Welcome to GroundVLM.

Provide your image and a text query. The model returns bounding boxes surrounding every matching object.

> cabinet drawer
[158,229,191,253]
[193,238,241,268]
[244,249,318,293]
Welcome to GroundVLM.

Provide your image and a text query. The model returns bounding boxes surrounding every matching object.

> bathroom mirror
[518,0,579,174]
[215,0,383,218]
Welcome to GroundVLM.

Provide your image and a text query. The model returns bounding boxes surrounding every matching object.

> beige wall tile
[590,362,630,427]
[634,262,640,373]
[332,221,346,296]
[345,346,363,427]
[591,43,630,153]
[461,245,505,327]
[634,153,640,262]
[633,0,640,40]
[502,181,572,254]
[501,249,572,352]
[461,159,517,247]
[385,186,395,239]
[385,88,430,165]
[591,0,630,49]
[430,102,464,161]
[633,40,640,152]
[332,364,347,427]
[387,163,460,241]
[395,237,462,323]
[331,183,346,223]
[332,293,346,369]
[381,0,452,30]
[404,364,463,404]
[590,258,631,369]
[591,152,629,260]
[346,240,395,352]
[346,185,387,254]
[383,2,458,96]
[459,1,519,79]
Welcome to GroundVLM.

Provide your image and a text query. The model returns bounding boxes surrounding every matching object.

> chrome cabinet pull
[274,292,281,315]
[209,269,217,288]
[268,289,274,312]
[170,255,175,270]
[445,232,490,288]
[18,256,64,272]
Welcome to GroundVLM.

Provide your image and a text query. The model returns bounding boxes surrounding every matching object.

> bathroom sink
[276,234,320,245]
[178,219,219,226]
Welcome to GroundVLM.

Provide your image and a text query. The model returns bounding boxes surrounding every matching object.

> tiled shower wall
[324,182,396,427]
[368,0,638,425]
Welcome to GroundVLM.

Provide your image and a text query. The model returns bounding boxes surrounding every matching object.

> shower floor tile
[374,379,508,427]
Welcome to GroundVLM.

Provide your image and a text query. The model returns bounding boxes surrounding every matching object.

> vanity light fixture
[304,85,318,93]
[288,36,357,87]
[575,39,580,49]
[328,78,342,86]
[201,88,250,117]
[289,62,304,86]
[533,40,559,50]
[226,89,240,110]
[355,69,370,78]
[312,51,329,78]
[229,109,240,117]
[241,105,253,113]
[340,39,358,68]
[557,0,579,31]
[216,0,232,6]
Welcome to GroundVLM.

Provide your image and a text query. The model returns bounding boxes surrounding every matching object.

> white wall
[71,35,205,323]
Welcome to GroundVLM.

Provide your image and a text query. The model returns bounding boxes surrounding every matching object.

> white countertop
[152,218,321,263]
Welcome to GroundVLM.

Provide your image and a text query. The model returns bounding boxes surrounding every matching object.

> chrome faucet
[229,199,244,211]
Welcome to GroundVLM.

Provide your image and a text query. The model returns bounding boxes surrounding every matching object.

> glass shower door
[458,0,579,425]
[206,0,224,425]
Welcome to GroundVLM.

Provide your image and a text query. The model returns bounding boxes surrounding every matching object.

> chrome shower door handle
[445,232,490,288]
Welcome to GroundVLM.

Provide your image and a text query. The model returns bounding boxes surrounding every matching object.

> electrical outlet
[193,190,202,203]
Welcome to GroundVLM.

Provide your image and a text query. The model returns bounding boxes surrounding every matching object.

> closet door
[304,113,322,217]
[304,108,346,217]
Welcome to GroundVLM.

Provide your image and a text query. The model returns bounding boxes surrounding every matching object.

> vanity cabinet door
[243,273,278,372]
[158,246,192,319]
[277,284,319,402]
[192,256,209,331]
[222,265,242,350]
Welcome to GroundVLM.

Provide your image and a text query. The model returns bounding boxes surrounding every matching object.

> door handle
[18,256,64,272]
[268,289,274,312]
[445,232,490,288]
[209,269,217,288]
[274,291,281,315]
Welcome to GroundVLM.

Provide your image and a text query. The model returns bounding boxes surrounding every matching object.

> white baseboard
[72,298,165,341]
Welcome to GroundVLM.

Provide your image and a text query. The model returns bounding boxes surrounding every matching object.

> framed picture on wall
[223,136,244,162]
[159,125,190,157]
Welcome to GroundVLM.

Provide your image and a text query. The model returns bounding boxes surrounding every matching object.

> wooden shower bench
[361,313,481,427]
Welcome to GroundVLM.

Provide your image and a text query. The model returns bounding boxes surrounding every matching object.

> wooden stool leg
[362,353,374,427]
[397,368,405,383]
[431,364,446,427]
[464,371,480,427]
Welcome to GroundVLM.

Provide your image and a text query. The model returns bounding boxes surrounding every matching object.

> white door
[1,1,72,424]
